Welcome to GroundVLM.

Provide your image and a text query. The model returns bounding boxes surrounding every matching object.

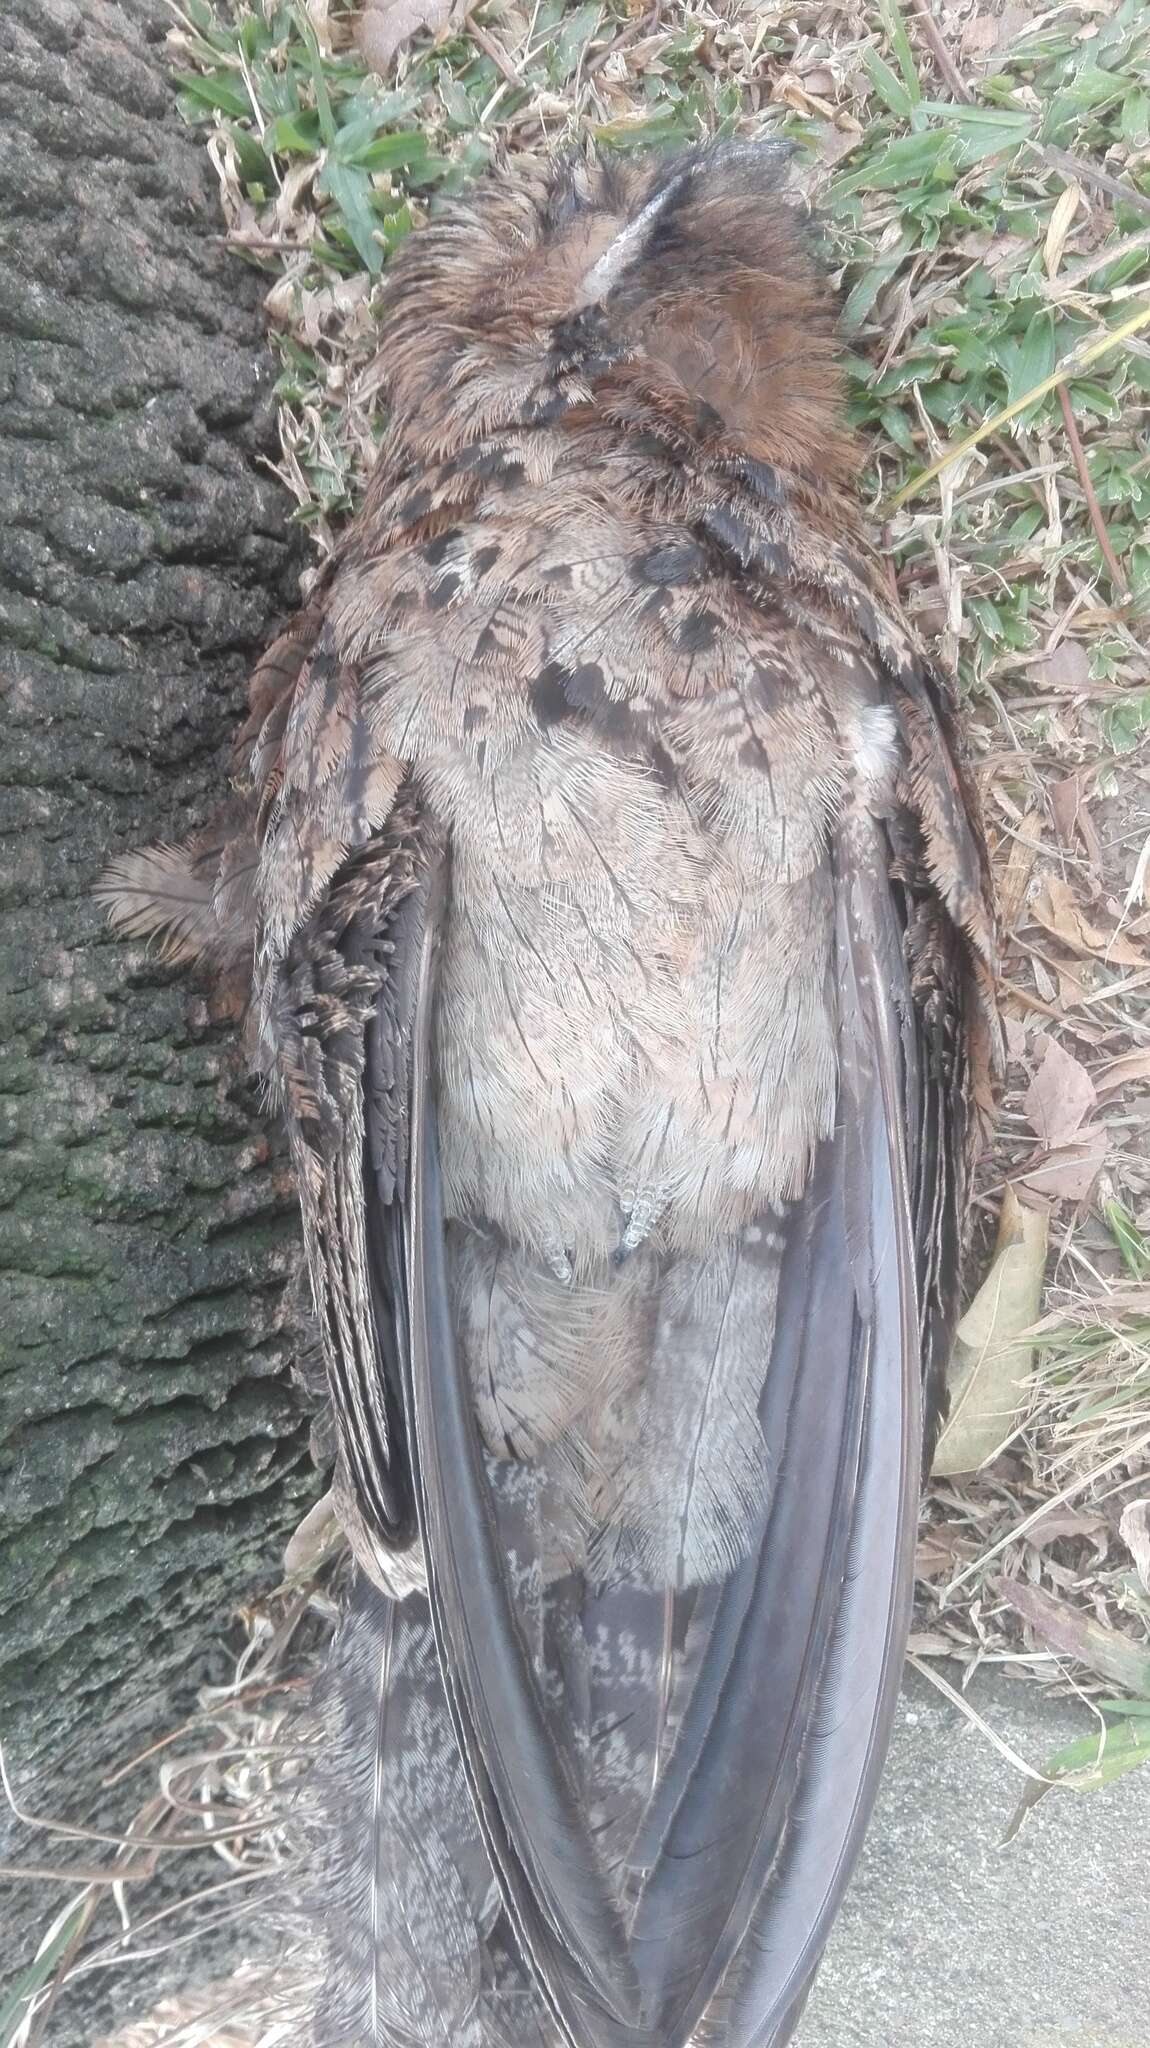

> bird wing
[270,514,987,2048]
[98,137,1000,2048]
[101,516,990,2048]
[377,769,959,2048]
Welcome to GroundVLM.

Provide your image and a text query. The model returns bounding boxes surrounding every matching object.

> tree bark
[0,0,315,1804]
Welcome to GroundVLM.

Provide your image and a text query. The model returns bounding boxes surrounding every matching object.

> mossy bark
[0,0,317,1974]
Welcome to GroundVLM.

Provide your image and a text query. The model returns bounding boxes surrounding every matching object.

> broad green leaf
[265,108,323,154]
[552,3,603,83]
[840,239,913,331]
[828,129,954,199]
[1105,1200,1150,1280]
[292,0,335,145]
[317,160,383,273]
[337,128,428,172]
[862,47,915,119]
[1102,688,1150,756]
[1121,89,1150,148]
[1044,1720,1150,1783]
[173,70,251,118]
[226,122,273,185]
[919,101,1035,132]
[1006,1712,1150,1840]
[994,310,1056,422]
[594,111,695,149]
[1068,378,1123,420]
[879,404,918,454]
[876,0,922,102]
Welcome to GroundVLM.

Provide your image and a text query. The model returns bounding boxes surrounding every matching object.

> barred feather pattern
[101,139,1001,2048]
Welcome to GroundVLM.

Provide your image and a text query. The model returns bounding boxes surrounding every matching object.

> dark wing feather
[351,790,953,2048]
[620,804,923,2047]
[394,855,649,2048]
[268,819,431,1554]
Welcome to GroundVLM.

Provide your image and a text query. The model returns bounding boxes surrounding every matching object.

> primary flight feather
[100,138,999,2048]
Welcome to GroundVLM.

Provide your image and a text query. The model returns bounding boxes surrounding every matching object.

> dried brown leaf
[1119,1499,1150,1595]
[1044,180,1082,279]
[1095,1047,1150,1096]
[283,1488,344,1577]
[933,1187,1049,1478]
[997,806,1044,932]
[1029,641,1092,690]
[357,0,455,74]
[993,1576,1150,1694]
[1023,1506,1108,1550]
[1018,1125,1108,1202]
[1023,1032,1097,1147]
[1032,874,1147,967]
[1029,1284,1150,1332]
[1049,772,1104,876]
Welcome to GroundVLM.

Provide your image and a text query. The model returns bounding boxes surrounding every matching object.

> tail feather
[300,1577,498,2048]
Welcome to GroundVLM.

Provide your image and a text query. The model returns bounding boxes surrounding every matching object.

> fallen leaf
[283,1489,345,1576]
[772,71,836,118]
[905,1630,958,1657]
[1029,640,1091,690]
[815,118,861,166]
[1043,180,1081,278]
[994,1576,1150,1694]
[1032,874,1147,967]
[915,1528,976,1581]
[1003,1011,1029,1061]
[1018,1125,1108,1202]
[961,14,1000,56]
[997,806,1044,932]
[933,1187,1048,1477]
[1023,1506,1108,1550]
[1023,1033,1097,1147]
[1120,1500,1150,1595]
[358,0,455,74]
[95,1968,282,2048]
[1029,1283,1150,1332]
[1096,1048,1150,1097]
[1048,772,1101,874]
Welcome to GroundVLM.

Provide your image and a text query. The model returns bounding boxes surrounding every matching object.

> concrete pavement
[799,1669,1149,2047]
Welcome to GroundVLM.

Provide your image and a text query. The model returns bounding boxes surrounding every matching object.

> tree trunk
[0,0,315,1892]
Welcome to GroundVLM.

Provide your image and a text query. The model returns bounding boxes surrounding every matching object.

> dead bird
[100,138,1000,2048]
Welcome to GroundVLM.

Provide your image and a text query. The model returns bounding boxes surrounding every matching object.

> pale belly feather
[425,725,838,1270]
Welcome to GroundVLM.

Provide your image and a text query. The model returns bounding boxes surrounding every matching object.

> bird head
[371,139,857,495]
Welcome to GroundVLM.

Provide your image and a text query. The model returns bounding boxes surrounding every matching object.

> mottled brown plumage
[100,141,999,2048]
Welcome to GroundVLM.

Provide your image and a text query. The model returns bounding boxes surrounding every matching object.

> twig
[879,520,901,602]
[904,0,972,103]
[944,1418,1150,1597]
[1057,382,1128,594]
[1032,141,1150,226]
[1043,223,1150,297]
[466,17,526,89]
[584,2,662,79]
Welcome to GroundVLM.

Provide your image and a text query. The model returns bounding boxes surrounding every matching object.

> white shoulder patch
[851,703,900,797]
